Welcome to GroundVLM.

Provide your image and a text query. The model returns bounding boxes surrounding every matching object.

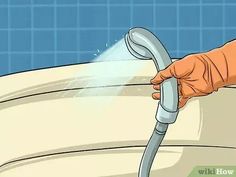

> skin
[151,40,236,108]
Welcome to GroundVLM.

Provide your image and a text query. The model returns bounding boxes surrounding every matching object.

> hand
[151,40,236,108]
[151,54,216,108]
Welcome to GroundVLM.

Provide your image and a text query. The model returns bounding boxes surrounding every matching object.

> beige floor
[0,60,235,177]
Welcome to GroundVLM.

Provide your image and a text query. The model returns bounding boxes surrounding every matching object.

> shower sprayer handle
[125,27,179,124]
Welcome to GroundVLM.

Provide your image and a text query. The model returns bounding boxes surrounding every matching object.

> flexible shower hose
[138,122,168,177]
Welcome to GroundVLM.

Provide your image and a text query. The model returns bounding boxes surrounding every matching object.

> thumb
[151,65,174,84]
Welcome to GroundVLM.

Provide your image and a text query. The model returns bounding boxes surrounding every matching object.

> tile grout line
[130,0,133,28]
[222,0,225,43]
[107,0,110,46]
[176,0,180,58]
[31,0,34,69]
[153,0,156,31]
[200,0,202,51]
[1,26,235,31]
[77,0,80,62]
[0,3,235,7]
[54,0,57,66]
[7,0,11,74]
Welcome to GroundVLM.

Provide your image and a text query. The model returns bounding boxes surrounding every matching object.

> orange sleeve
[200,40,236,89]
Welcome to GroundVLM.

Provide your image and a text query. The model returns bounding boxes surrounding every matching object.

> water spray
[125,27,179,177]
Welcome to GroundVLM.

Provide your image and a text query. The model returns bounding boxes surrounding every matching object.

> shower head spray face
[125,29,152,60]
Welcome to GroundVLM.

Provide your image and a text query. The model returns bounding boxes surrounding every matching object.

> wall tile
[79,6,107,28]
[10,7,31,28]
[10,54,31,72]
[0,31,8,51]
[0,7,8,28]
[57,7,77,28]
[34,30,55,51]
[110,6,131,27]
[11,30,31,51]
[156,6,177,27]
[202,5,223,27]
[34,7,54,28]
[57,30,78,51]
[33,53,55,68]
[179,6,200,27]
[179,29,200,51]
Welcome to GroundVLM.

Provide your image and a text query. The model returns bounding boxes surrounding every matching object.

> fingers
[178,97,190,108]
[150,65,174,85]
[153,84,183,97]
[153,84,160,90]
[152,93,190,108]
[152,92,160,100]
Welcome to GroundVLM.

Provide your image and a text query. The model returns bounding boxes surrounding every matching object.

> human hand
[151,40,236,108]
[151,54,217,108]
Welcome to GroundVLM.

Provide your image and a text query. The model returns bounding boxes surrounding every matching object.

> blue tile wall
[180,0,198,3]
[155,29,177,51]
[10,7,31,28]
[0,0,236,76]
[79,0,106,4]
[202,6,223,27]
[0,54,8,75]
[0,0,8,5]
[11,54,31,73]
[133,6,153,28]
[9,0,31,5]
[57,7,77,28]
[33,0,54,5]
[57,53,78,65]
[33,7,54,28]
[179,6,200,27]
[157,0,177,4]
[225,30,236,42]
[57,30,78,51]
[33,53,55,69]
[110,6,131,27]
[79,30,107,51]
[0,31,8,52]
[179,29,200,52]
[34,30,55,51]
[79,6,107,28]
[156,6,177,27]
[225,5,236,27]
[109,29,127,44]
[11,30,31,51]
[57,0,77,4]
[0,7,8,28]
[202,29,223,50]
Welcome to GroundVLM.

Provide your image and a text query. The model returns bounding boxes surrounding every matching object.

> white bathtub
[0,60,235,177]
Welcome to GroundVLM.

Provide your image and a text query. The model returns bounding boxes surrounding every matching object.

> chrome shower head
[125,27,179,121]
[125,27,172,71]
[125,29,152,60]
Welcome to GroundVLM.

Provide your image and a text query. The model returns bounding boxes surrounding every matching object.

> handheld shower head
[125,27,179,117]
[125,27,179,177]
